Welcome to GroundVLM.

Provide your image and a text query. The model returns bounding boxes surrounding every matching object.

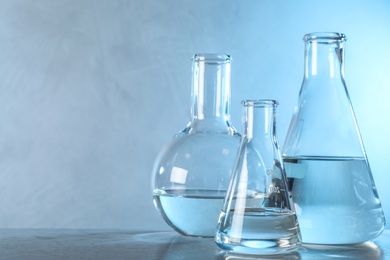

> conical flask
[283,32,386,244]
[152,53,241,237]
[215,100,301,255]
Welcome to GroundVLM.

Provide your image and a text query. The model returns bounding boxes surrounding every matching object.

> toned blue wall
[0,0,388,230]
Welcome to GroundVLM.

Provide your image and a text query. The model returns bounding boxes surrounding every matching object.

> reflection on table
[0,229,388,259]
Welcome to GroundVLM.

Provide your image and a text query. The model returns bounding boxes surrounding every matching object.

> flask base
[215,231,301,255]
[215,209,301,255]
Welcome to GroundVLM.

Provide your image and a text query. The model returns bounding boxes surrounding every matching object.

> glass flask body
[215,100,301,255]
[283,32,386,244]
[152,54,241,238]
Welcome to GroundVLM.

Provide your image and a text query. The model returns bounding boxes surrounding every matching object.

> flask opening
[241,99,279,108]
[192,53,231,64]
[304,32,347,44]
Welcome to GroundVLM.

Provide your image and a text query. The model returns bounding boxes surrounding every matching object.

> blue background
[0,0,388,230]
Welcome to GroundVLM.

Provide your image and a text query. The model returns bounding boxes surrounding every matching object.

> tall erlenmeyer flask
[152,54,241,237]
[283,32,386,244]
[215,100,301,255]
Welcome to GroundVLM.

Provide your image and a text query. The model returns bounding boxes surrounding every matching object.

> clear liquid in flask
[215,207,301,255]
[153,189,225,237]
[284,156,385,244]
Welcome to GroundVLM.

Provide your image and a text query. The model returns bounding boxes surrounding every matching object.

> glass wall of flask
[282,32,386,244]
[152,54,241,237]
[215,100,301,255]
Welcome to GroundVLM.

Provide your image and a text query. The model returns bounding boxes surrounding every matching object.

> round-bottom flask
[152,54,241,237]
[215,100,301,255]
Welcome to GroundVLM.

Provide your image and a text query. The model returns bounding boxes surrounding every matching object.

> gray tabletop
[0,229,388,259]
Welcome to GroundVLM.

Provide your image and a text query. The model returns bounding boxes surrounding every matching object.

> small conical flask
[152,53,241,237]
[283,32,386,244]
[215,100,301,255]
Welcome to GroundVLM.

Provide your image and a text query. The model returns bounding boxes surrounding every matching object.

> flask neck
[242,100,278,140]
[190,54,232,131]
[304,33,346,81]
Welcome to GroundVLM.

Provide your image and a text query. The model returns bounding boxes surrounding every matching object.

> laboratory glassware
[283,32,386,244]
[152,53,241,237]
[215,100,301,255]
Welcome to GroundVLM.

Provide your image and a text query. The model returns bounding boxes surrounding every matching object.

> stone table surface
[0,229,388,259]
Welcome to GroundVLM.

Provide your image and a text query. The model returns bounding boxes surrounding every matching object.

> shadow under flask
[152,54,241,237]
[282,32,386,244]
[215,100,301,255]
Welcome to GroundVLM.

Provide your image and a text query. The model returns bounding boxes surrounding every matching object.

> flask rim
[304,32,347,43]
[192,53,231,64]
[241,99,279,108]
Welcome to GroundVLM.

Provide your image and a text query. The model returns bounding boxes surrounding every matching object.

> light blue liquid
[153,189,225,237]
[215,208,301,255]
[284,156,386,244]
